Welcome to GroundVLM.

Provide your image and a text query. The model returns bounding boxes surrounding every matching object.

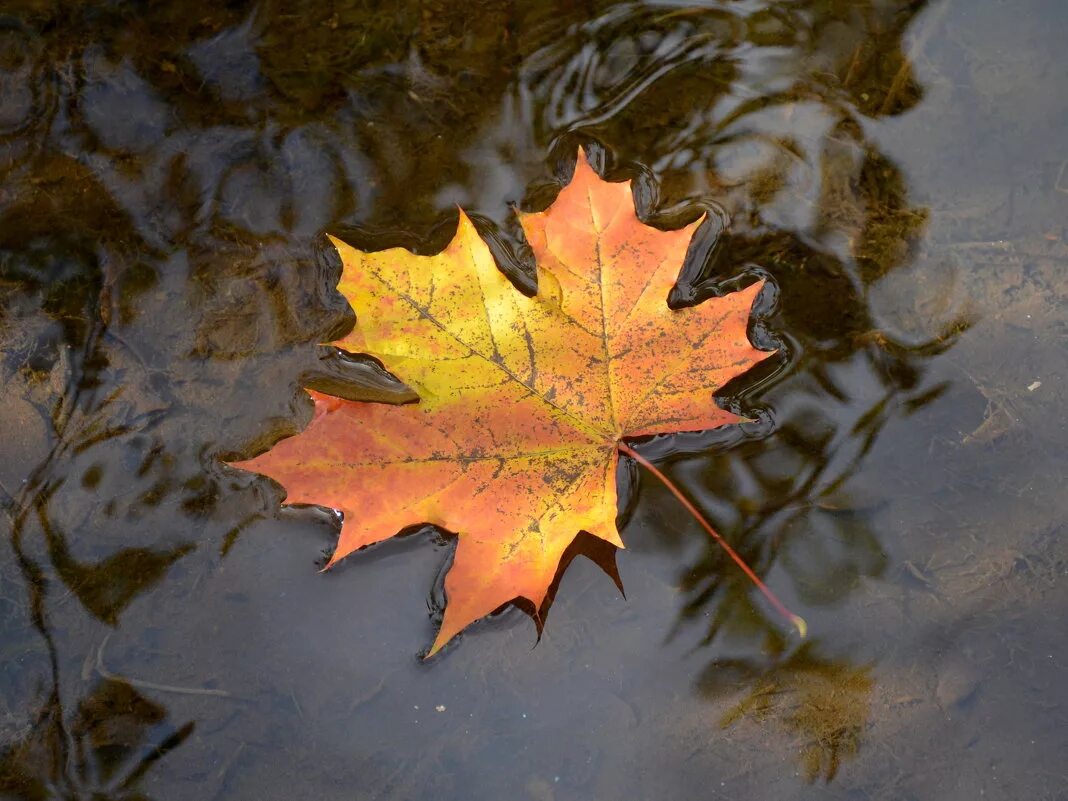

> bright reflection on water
[1,1,1067,798]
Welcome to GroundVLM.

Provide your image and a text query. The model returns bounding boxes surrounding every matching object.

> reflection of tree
[0,219,199,799]
[0,105,199,624]
[640,174,964,651]
[698,643,873,783]
[0,0,965,791]
[0,0,936,244]
[575,2,969,660]
[0,678,192,799]
[0,328,196,626]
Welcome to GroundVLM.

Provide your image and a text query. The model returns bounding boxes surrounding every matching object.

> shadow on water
[6,0,1060,798]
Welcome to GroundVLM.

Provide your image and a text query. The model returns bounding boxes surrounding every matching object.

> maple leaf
[231,151,778,655]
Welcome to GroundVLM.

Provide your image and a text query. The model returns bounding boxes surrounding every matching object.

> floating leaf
[232,151,776,654]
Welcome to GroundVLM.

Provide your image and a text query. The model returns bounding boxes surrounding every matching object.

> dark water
[1,1,1066,798]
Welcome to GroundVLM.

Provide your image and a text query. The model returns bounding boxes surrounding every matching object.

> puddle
[1,1,1066,799]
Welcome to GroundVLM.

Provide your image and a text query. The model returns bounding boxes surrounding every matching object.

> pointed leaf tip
[454,207,476,235]
[573,146,597,181]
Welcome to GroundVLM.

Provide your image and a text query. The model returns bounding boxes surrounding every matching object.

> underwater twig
[95,633,232,698]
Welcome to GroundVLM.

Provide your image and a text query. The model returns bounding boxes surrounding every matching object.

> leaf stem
[617,442,806,638]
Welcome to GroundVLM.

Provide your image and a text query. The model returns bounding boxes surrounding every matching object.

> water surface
[1,1,1066,799]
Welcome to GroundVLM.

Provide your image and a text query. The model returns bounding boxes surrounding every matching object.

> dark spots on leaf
[520,324,538,387]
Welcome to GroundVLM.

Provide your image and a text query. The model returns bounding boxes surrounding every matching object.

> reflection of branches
[663,318,967,648]
[0,678,193,799]
[0,264,198,795]
[1,1,966,792]
[699,643,874,783]
[0,351,195,797]
[6,331,195,627]
[0,323,195,799]
[560,1,965,659]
